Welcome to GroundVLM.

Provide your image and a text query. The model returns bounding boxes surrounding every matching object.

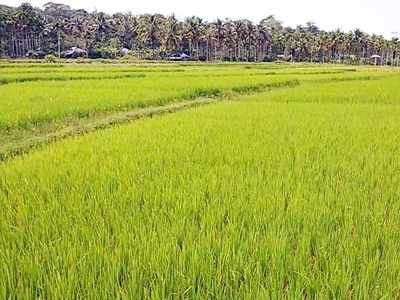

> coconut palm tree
[213,19,226,60]
[256,22,272,61]
[233,20,247,60]
[183,16,204,58]
[222,19,236,60]
[162,14,182,53]
[137,14,164,58]
[203,22,216,60]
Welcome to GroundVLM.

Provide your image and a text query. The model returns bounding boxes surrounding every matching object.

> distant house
[370,54,381,65]
[276,54,292,62]
[62,47,87,58]
[167,53,190,61]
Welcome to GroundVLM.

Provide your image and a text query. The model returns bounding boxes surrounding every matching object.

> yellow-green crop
[1,63,400,299]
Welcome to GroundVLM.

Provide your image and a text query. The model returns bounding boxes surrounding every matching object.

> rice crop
[1,66,400,298]
[0,63,394,132]
[0,67,302,131]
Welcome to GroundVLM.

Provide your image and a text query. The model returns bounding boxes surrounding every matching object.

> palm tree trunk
[57,30,61,58]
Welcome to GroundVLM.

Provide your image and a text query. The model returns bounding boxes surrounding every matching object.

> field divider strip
[0,99,217,162]
[0,80,300,162]
[0,73,147,85]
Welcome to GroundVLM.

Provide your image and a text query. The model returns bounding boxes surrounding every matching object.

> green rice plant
[0,71,297,131]
[0,72,146,85]
[1,74,400,299]
[247,75,400,105]
[0,63,396,133]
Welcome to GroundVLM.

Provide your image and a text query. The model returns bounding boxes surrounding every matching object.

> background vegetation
[1,2,399,64]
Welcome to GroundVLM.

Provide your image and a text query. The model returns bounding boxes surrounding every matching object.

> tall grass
[248,76,400,104]
[1,74,400,298]
[0,63,394,131]
[0,71,295,130]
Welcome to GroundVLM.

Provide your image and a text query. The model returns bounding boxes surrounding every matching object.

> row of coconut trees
[1,2,399,64]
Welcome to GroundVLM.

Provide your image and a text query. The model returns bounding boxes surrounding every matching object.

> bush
[45,54,57,63]
[88,47,121,59]
[263,55,274,62]
[100,46,120,59]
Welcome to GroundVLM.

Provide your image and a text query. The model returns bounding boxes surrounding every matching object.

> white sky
[3,0,399,38]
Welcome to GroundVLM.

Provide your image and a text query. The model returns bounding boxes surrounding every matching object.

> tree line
[1,2,399,65]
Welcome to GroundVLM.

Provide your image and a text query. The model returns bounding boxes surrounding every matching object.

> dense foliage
[1,2,399,64]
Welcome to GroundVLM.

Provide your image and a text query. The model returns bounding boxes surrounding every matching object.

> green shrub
[99,46,120,59]
[45,54,57,63]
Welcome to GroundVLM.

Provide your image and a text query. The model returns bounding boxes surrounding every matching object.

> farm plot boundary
[0,80,299,161]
